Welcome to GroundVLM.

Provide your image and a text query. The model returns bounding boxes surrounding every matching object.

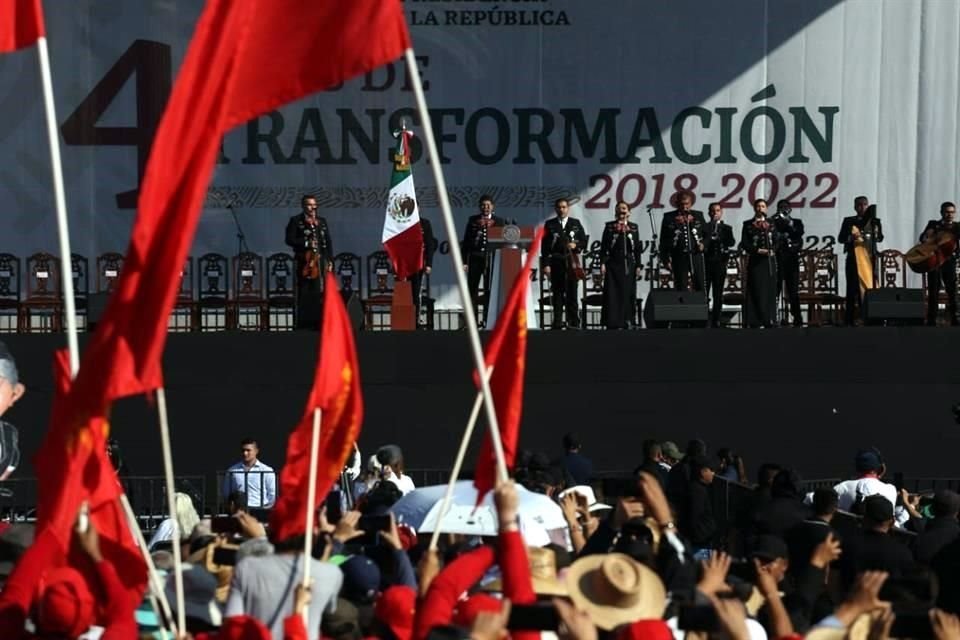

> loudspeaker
[86,292,110,331]
[643,290,708,328]
[862,288,924,326]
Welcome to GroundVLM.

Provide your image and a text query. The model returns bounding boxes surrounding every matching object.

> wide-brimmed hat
[558,485,612,514]
[485,546,567,596]
[565,553,666,630]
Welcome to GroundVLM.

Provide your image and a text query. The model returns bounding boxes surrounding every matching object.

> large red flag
[271,272,364,542]
[66,0,410,419]
[0,0,44,53]
[473,227,545,501]
[33,350,147,616]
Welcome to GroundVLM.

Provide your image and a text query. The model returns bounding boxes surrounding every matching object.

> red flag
[66,0,410,418]
[271,272,364,542]
[473,227,545,501]
[33,350,147,616]
[0,0,44,53]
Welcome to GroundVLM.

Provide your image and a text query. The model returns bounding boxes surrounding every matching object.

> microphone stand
[646,205,659,293]
[228,204,250,256]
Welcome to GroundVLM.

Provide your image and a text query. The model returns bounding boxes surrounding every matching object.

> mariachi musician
[599,201,643,329]
[918,201,960,326]
[285,194,334,330]
[659,190,706,291]
[740,198,777,328]
[772,199,805,327]
[702,202,736,328]
[838,196,882,325]
[542,197,587,329]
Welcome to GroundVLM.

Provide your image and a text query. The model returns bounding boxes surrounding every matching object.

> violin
[301,249,320,279]
[568,251,586,281]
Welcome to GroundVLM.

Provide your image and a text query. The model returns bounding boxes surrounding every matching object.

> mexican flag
[382,128,424,279]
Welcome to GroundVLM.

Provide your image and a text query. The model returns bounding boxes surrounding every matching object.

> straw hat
[565,553,666,630]
[484,546,568,596]
[804,612,873,640]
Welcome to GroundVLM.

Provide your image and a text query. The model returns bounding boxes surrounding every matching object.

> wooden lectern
[391,279,416,331]
[487,225,537,315]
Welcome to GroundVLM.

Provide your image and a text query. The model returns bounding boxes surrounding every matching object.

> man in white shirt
[223,438,276,508]
[832,448,896,511]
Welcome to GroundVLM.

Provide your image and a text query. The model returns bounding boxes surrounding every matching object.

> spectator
[149,492,201,552]
[786,488,839,576]
[659,441,683,469]
[634,439,668,488]
[0,342,24,482]
[225,517,346,640]
[913,489,960,565]
[839,494,915,588]
[164,563,223,633]
[716,448,745,483]
[832,448,896,512]
[354,454,382,500]
[666,439,706,507]
[752,469,811,537]
[559,432,593,486]
[376,445,416,495]
[226,490,248,515]
[223,438,276,509]
[678,454,717,559]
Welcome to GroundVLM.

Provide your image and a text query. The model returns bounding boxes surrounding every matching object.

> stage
[5,328,957,481]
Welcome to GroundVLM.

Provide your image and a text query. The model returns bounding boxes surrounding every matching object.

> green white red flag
[382,128,424,279]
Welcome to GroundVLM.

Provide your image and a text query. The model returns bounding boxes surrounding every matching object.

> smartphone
[507,603,560,631]
[76,501,90,534]
[325,490,343,525]
[358,514,392,533]
[210,516,239,535]
[212,546,238,566]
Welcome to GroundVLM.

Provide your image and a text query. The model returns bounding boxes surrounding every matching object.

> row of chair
[0,250,434,333]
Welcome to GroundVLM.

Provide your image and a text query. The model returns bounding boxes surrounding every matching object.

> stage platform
[4,328,958,480]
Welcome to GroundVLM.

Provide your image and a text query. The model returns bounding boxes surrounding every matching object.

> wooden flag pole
[428,366,493,550]
[120,494,176,638]
[156,387,185,634]
[35,37,79,374]
[300,407,322,623]
[404,48,508,483]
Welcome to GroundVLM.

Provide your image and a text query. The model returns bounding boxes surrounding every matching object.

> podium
[391,280,416,331]
[487,225,537,316]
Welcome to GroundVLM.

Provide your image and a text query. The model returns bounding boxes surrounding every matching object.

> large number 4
[61,40,172,209]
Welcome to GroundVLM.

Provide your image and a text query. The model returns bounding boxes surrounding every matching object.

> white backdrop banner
[0,0,956,307]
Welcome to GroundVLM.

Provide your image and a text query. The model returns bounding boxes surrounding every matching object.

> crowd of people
[0,431,959,639]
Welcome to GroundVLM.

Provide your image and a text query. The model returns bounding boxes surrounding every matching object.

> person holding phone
[376,444,415,495]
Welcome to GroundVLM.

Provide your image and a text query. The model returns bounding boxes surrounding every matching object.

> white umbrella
[389,481,567,543]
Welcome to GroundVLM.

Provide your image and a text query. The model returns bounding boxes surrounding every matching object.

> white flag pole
[428,366,493,551]
[301,407,323,623]
[120,495,176,638]
[403,48,508,483]
[35,37,79,374]
[156,388,185,634]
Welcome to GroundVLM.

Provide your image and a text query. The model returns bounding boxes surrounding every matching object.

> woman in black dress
[740,198,777,328]
[600,201,643,329]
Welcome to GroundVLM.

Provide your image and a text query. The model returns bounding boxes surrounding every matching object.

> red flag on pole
[271,272,364,542]
[33,350,147,616]
[0,0,44,53]
[473,227,545,501]
[65,0,410,419]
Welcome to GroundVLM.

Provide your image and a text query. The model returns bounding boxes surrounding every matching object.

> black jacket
[771,213,805,255]
[542,216,587,264]
[914,517,960,566]
[460,214,507,259]
[599,220,642,266]
[838,215,883,255]
[659,210,705,257]
[839,528,915,589]
[421,218,439,269]
[284,214,333,272]
[680,481,717,548]
[702,220,736,260]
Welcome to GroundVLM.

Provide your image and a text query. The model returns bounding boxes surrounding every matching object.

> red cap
[453,593,502,627]
[375,585,417,640]
[617,619,674,640]
[35,567,95,637]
